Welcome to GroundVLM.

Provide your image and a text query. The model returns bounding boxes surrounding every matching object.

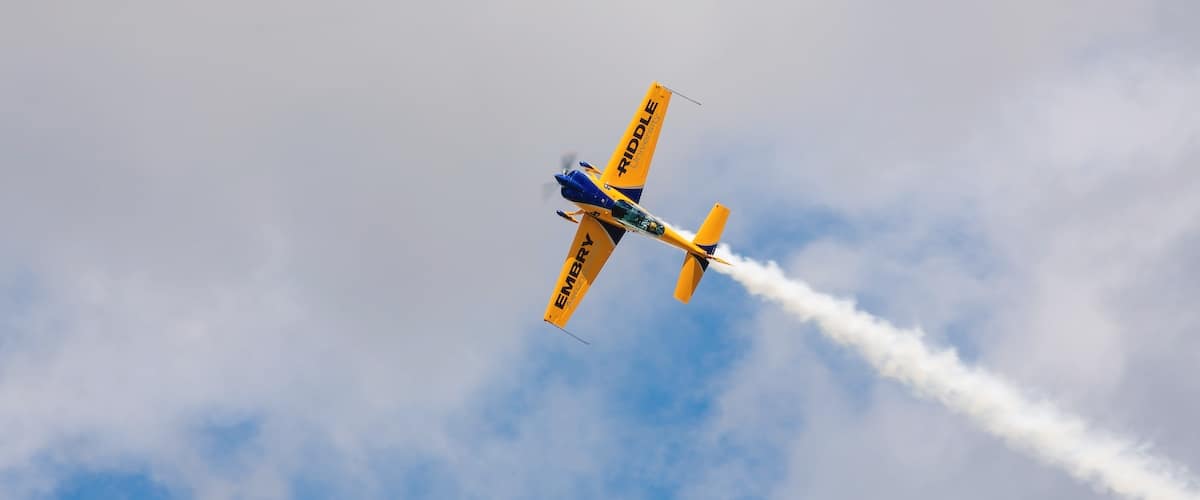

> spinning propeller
[543,152,579,201]
[559,152,577,174]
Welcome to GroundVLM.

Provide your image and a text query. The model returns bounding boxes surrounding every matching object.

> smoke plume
[690,236,1198,500]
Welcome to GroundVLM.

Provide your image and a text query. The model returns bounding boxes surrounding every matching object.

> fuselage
[555,169,707,256]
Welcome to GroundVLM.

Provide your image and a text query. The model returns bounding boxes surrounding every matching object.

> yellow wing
[600,82,673,203]
[544,215,623,328]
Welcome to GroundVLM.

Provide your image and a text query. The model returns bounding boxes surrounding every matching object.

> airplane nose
[554,173,572,188]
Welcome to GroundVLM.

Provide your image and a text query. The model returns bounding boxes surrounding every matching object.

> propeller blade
[560,152,577,174]
[542,181,559,201]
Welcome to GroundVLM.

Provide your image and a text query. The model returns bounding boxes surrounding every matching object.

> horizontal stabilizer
[674,203,730,303]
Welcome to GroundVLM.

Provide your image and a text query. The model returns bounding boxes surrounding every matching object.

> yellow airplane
[544,81,731,337]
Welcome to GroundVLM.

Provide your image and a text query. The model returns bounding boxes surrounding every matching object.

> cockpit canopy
[611,199,665,235]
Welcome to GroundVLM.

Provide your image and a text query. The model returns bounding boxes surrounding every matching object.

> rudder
[674,203,730,303]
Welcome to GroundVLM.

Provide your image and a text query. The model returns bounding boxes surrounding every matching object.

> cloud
[1,0,1199,498]
[690,45,1200,500]
[702,243,1200,499]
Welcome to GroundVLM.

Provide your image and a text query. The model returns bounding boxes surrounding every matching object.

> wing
[599,82,673,203]
[544,215,625,328]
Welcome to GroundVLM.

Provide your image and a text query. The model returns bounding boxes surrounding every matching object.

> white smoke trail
[686,235,1199,500]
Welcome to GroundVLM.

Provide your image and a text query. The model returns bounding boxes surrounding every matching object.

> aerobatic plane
[544,81,731,334]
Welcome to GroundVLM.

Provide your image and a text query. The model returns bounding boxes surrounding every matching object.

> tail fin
[674,203,730,303]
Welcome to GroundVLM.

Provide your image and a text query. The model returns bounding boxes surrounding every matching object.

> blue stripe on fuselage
[599,219,625,245]
[612,186,643,203]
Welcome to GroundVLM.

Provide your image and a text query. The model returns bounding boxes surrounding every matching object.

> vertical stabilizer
[674,203,730,303]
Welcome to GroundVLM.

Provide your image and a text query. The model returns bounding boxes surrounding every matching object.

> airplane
[544,81,731,337]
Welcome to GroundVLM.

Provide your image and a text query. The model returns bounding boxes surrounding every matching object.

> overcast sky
[2,0,1199,498]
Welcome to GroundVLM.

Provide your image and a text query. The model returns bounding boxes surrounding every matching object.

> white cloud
[1,0,1198,498]
[696,46,1200,500]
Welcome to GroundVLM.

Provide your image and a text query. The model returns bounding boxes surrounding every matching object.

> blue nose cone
[555,172,580,190]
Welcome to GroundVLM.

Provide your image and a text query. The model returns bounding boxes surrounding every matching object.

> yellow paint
[543,82,731,328]
[600,82,673,193]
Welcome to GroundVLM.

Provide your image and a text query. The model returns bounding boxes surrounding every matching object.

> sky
[2,0,1199,498]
